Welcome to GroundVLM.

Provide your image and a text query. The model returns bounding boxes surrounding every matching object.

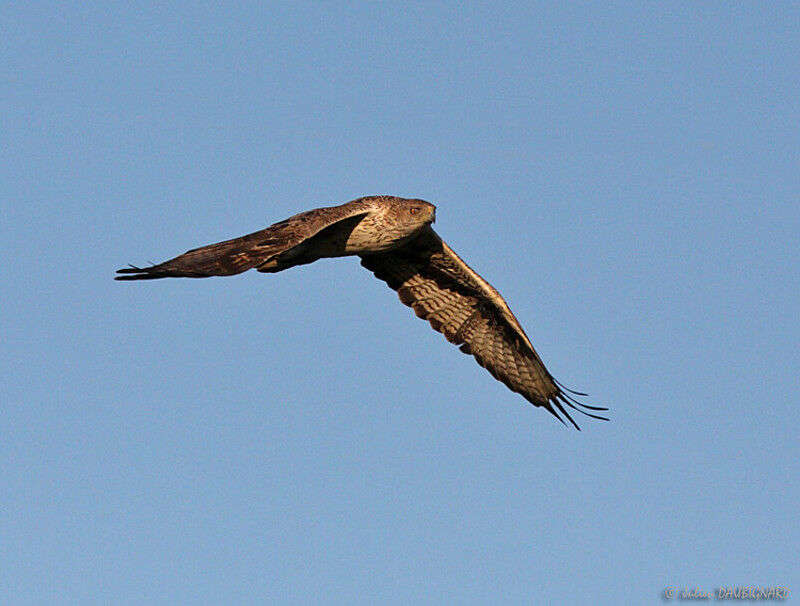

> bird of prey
[117,195,607,429]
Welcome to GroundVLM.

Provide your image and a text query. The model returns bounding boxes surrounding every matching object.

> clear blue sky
[2,3,798,604]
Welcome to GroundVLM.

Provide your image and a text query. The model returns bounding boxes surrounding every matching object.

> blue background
[2,3,798,604]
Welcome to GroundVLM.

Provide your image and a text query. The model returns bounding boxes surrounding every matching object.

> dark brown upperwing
[359,226,607,429]
[115,227,298,280]
[116,204,370,280]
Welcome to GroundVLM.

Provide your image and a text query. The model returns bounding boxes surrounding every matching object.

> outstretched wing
[115,204,371,280]
[359,226,607,429]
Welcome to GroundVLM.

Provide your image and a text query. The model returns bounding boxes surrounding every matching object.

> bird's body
[117,195,607,429]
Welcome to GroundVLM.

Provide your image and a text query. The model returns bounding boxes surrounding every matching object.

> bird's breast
[343,216,419,254]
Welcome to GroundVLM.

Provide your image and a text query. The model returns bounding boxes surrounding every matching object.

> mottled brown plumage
[117,195,607,429]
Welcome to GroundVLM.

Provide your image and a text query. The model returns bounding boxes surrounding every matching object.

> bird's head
[385,197,436,230]
[351,196,437,253]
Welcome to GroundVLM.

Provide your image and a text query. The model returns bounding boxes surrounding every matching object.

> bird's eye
[410,207,420,214]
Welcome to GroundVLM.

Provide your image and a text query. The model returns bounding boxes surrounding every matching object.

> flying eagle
[117,195,607,429]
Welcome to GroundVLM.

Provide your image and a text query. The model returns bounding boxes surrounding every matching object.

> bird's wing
[359,226,607,429]
[116,203,371,280]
